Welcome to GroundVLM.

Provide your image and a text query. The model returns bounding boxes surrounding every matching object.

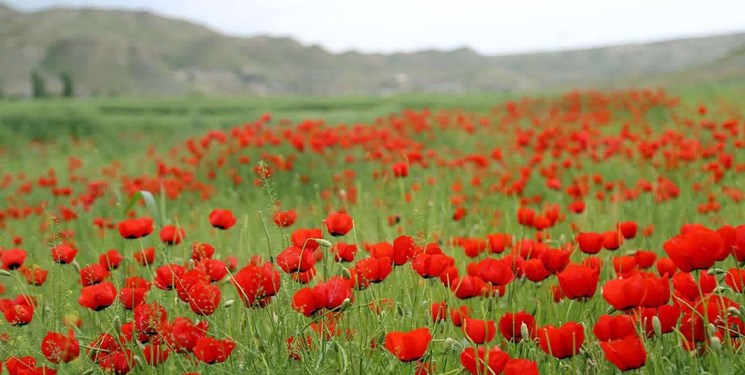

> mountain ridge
[1,4,744,97]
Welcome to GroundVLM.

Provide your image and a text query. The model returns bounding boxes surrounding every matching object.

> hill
[1,4,744,96]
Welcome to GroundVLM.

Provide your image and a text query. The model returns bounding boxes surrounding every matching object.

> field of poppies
[1,87,745,374]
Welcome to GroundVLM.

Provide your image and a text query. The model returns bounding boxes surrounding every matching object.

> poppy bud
[338,266,351,279]
[727,307,743,319]
[707,268,726,275]
[339,298,352,313]
[710,336,722,352]
[520,322,530,342]
[132,355,145,367]
[314,239,333,248]
[652,316,662,337]
[442,337,457,352]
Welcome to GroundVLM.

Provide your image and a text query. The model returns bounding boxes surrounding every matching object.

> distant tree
[0,82,4,99]
[60,72,74,98]
[31,70,47,98]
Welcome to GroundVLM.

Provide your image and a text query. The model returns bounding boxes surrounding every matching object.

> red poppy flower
[159,225,185,245]
[499,311,536,343]
[287,335,313,361]
[725,268,745,293]
[475,258,514,286]
[20,265,48,286]
[354,257,393,285]
[392,162,409,177]
[593,314,637,341]
[133,247,156,266]
[618,221,638,239]
[87,333,121,363]
[291,267,317,284]
[1,248,26,270]
[98,249,123,270]
[0,296,35,326]
[164,317,209,353]
[612,256,637,276]
[557,263,599,300]
[273,210,297,228]
[504,358,539,375]
[290,228,323,251]
[142,343,169,367]
[568,201,585,214]
[384,328,431,362]
[51,244,78,264]
[325,212,353,237]
[487,233,512,254]
[392,235,417,266]
[119,287,147,310]
[522,259,551,282]
[193,337,236,364]
[431,302,447,323]
[98,349,133,374]
[603,230,623,250]
[663,228,724,272]
[174,269,210,303]
[539,248,571,274]
[41,328,80,364]
[79,264,109,286]
[230,262,281,307]
[536,322,584,359]
[5,356,39,375]
[191,242,215,260]
[187,282,221,316]
[277,246,316,273]
[196,258,227,283]
[602,274,646,311]
[118,217,154,239]
[450,276,486,299]
[209,209,237,230]
[412,254,454,279]
[633,250,657,269]
[134,302,168,335]
[367,241,394,259]
[582,256,603,271]
[638,305,680,337]
[462,318,497,344]
[655,257,677,277]
[291,287,325,317]
[318,276,353,311]
[331,242,357,262]
[600,335,647,371]
[450,305,470,327]
[151,264,184,290]
[516,207,535,227]
[672,271,716,305]
[533,214,552,230]
[459,346,510,375]
[453,207,467,221]
[640,274,670,308]
[78,282,117,311]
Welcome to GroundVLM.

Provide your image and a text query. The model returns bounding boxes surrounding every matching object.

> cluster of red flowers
[0,89,743,373]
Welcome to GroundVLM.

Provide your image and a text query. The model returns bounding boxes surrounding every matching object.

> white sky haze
[6,0,745,55]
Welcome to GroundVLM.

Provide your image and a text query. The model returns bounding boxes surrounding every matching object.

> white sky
[6,0,745,55]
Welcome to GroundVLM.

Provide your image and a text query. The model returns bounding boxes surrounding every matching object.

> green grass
[0,85,744,374]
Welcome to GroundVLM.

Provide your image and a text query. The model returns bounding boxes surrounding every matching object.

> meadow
[0,84,744,374]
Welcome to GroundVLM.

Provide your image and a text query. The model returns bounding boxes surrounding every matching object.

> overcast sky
[6,0,745,55]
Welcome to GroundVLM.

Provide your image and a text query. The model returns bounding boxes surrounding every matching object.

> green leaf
[123,190,160,226]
